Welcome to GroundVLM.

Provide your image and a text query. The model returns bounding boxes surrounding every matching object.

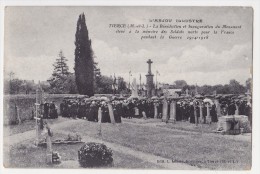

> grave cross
[147,59,153,75]
[34,85,43,146]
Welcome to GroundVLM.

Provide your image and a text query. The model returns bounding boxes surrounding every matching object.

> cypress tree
[74,13,94,96]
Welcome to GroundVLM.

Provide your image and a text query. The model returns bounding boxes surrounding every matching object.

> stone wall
[3,94,77,125]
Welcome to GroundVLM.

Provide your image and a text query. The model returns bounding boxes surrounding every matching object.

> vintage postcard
[1,5,257,171]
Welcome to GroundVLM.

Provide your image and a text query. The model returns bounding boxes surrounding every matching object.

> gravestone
[131,78,138,97]
[199,101,204,124]
[214,99,221,117]
[162,99,168,122]
[194,103,198,126]
[185,89,189,96]
[206,103,211,124]
[217,116,241,135]
[45,124,53,164]
[135,107,140,117]
[154,103,158,118]
[107,102,115,124]
[168,100,176,123]
[98,107,102,136]
[235,104,239,115]
[142,111,147,119]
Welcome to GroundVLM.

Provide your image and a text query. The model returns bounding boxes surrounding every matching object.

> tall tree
[229,79,245,94]
[173,80,187,89]
[53,50,69,78]
[48,50,70,93]
[74,13,94,96]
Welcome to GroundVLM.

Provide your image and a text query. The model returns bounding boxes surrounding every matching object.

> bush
[78,142,113,168]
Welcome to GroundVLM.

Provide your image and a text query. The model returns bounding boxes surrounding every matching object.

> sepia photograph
[1,4,258,172]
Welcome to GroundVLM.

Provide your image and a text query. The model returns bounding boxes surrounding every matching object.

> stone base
[162,118,167,122]
[168,119,176,123]
[217,115,245,133]
[206,116,212,124]
[46,153,53,164]
[222,129,241,135]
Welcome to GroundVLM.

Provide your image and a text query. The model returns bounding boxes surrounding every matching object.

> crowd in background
[47,93,252,125]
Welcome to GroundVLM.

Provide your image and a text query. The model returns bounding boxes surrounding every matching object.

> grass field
[58,119,251,169]
[3,118,67,136]
[4,117,251,170]
[4,132,162,169]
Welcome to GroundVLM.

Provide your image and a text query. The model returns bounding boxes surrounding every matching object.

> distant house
[162,88,182,97]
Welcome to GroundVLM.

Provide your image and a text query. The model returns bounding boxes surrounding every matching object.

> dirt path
[4,118,80,146]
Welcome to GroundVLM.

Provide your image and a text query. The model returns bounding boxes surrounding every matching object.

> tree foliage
[48,50,78,94]
[177,79,247,95]
[74,13,94,96]
[173,80,188,89]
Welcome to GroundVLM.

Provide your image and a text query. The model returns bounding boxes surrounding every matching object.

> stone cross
[34,85,43,146]
[147,59,153,75]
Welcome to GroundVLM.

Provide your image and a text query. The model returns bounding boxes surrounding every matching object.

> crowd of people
[41,101,58,119]
[53,93,252,125]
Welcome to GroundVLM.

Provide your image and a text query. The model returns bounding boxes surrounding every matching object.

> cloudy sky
[4,6,252,86]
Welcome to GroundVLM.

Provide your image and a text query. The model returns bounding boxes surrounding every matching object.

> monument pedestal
[217,115,249,135]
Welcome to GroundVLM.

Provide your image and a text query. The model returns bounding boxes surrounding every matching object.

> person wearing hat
[210,103,218,122]
[158,100,163,119]
[43,101,49,119]
[238,100,246,115]
[101,101,111,123]
[78,101,86,119]
[176,101,182,121]
[88,101,96,122]
[227,100,236,115]
[195,101,200,121]
[49,101,58,119]
[70,101,78,119]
